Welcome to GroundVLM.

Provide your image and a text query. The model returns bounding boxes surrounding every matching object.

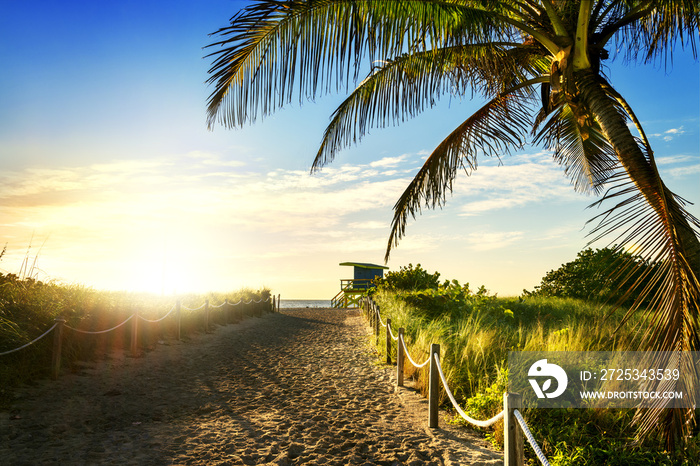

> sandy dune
[1,308,501,465]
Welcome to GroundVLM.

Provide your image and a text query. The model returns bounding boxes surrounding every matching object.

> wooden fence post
[277,294,281,312]
[504,392,524,466]
[176,300,182,341]
[225,298,230,324]
[374,307,380,345]
[51,317,65,380]
[397,328,405,387]
[130,310,139,356]
[428,343,441,429]
[204,299,210,333]
[385,318,392,364]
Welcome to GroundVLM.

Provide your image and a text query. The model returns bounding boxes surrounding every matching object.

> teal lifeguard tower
[331,262,389,308]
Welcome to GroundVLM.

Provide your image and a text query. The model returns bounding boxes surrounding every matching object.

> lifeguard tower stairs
[331,262,388,308]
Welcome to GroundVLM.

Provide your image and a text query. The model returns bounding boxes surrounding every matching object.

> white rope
[365,306,547,464]
[374,307,387,328]
[180,303,205,311]
[210,299,244,308]
[400,335,430,368]
[66,314,134,334]
[433,353,505,428]
[0,322,59,356]
[387,323,399,341]
[138,304,178,323]
[514,409,550,466]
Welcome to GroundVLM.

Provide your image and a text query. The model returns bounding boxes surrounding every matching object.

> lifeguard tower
[331,262,389,308]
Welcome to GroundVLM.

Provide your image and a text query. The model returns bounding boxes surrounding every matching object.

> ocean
[280,299,333,309]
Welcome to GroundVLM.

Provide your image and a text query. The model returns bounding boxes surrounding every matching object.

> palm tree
[206,0,699,447]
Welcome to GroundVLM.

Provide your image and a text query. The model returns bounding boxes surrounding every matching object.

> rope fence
[514,408,551,466]
[0,322,59,356]
[138,304,178,323]
[64,314,134,335]
[360,296,550,466]
[400,335,430,368]
[209,300,230,308]
[1,293,282,381]
[180,303,206,312]
[434,352,505,428]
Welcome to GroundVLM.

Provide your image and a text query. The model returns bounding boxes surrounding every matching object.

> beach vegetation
[0,272,269,408]
[368,263,697,464]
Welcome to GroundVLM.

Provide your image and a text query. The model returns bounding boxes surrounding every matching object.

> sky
[0,1,698,299]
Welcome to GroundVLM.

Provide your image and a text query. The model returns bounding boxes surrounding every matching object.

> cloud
[655,154,700,179]
[347,221,388,230]
[0,147,600,294]
[667,163,700,178]
[0,153,413,268]
[449,153,580,216]
[656,154,695,165]
[650,126,686,141]
[369,154,410,168]
[465,231,524,251]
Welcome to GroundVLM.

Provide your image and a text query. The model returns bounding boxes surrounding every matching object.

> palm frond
[578,69,700,447]
[533,100,618,195]
[205,0,499,129]
[385,90,535,261]
[586,166,700,446]
[313,42,539,170]
[597,0,699,64]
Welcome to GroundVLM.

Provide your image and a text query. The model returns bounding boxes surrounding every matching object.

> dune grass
[369,289,698,465]
[0,272,270,408]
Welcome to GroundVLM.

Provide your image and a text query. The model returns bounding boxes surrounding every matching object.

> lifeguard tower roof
[339,262,389,283]
[339,262,389,270]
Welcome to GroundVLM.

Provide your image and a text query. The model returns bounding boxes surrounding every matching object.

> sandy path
[1,308,501,465]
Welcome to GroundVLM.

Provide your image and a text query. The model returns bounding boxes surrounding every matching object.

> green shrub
[525,247,661,307]
[374,263,441,292]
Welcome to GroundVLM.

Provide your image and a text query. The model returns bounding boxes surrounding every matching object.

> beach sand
[1,308,502,465]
